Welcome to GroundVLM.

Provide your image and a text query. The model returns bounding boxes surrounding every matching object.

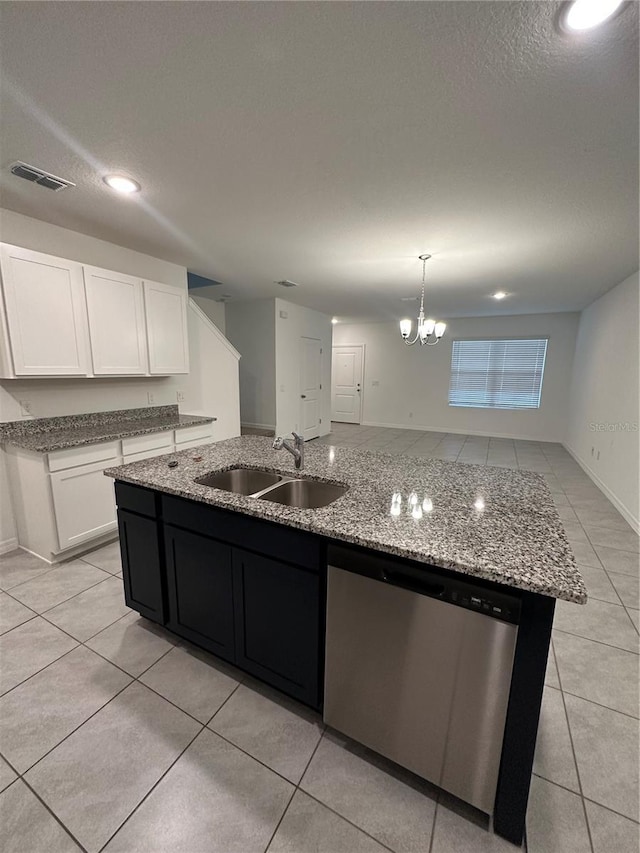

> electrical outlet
[147,392,155,405]
[176,391,185,403]
[19,400,33,418]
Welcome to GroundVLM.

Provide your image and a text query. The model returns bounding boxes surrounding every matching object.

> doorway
[300,336,322,440]
[331,344,364,424]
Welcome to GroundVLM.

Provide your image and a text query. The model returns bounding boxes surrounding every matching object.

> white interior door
[300,337,322,441]
[331,345,363,423]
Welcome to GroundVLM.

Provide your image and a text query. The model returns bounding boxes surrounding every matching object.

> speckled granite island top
[0,405,215,452]
[105,435,586,604]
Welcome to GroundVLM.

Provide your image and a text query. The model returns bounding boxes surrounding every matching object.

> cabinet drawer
[162,495,321,571]
[48,441,120,472]
[122,431,173,456]
[122,446,174,465]
[175,423,213,444]
[115,482,158,518]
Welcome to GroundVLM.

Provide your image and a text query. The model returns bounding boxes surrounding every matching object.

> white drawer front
[177,438,215,451]
[50,460,118,550]
[123,446,175,465]
[48,441,120,472]
[122,431,173,456]
[175,423,213,444]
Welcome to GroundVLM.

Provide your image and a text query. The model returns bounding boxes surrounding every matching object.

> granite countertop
[0,405,215,453]
[104,435,586,604]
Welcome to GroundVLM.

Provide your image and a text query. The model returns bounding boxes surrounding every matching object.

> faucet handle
[292,431,304,444]
[272,436,284,450]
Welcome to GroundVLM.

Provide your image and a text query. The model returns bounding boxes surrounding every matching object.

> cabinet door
[234,550,321,708]
[144,280,189,374]
[164,525,235,661]
[0,243,90,376]
[118,509,166,623]
[84,266,147,374]
[50,458,119,550]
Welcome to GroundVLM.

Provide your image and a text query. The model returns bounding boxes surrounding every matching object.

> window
[449,338,548,410]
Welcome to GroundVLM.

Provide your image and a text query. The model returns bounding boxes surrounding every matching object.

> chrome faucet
[272,431,304,470]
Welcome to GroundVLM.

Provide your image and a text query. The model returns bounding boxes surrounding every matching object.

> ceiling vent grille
[9,162,75,192]
[275,279,299,288]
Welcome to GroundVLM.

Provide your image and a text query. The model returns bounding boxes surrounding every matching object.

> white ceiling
[0,1,637,321]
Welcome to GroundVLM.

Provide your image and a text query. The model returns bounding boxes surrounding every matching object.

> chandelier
[399,254,446,346]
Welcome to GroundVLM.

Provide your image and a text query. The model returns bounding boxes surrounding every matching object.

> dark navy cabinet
[114,483,324,709]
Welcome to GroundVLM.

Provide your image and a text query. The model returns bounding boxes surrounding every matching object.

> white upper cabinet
[144,280,189,374]
[0,244,90,376]
[84,266,148,375]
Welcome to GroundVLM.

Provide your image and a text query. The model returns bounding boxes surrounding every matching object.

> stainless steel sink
[195,467,283,495]
[258,479,349,509]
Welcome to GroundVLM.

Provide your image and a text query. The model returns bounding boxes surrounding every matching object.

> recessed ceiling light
[103,174,141,194]
[331,318,338,324]
[493,291,508,300]
[562,0,624,31]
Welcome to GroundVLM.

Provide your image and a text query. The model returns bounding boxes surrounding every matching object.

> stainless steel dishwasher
[324,547,520,815]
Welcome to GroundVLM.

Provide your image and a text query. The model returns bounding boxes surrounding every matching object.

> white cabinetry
[144,280,189,374]
[4,423,215,561]
[84,267,147,375]
[0,242,190,378]
[0,244,90,376]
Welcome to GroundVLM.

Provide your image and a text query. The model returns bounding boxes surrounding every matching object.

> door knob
[301,394,306,399]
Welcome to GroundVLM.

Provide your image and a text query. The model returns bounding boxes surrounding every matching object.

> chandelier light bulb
[564,0,623,31]
[400,319,412,339]
[434,322,447,339]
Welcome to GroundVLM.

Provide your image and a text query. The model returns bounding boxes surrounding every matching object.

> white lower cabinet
[50,457,119,550]
[5,423,215,561]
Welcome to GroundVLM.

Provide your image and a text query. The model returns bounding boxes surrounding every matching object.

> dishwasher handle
[381,567,446,599]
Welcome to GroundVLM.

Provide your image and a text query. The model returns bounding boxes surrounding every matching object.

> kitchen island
[105,435,586,846]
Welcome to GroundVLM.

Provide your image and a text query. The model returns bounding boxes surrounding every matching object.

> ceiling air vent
[9,162,75,192]
[275,279,300,288]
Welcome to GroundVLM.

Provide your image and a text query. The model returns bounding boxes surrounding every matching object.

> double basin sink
[195,466,348,509]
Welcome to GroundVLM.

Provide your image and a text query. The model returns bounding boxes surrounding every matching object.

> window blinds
[448,338,548,410]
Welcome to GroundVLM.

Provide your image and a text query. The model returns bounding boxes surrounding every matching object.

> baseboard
[360,421,560,443]
[0,537,18,555]
[241,422,276,432]
[563,443,639,534]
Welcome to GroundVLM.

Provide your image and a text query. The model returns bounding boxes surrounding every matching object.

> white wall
[275,298,332,438]
[225,299,276,429]
[565,272,639,530]
[190,294,226,334]
[333,312,580,442]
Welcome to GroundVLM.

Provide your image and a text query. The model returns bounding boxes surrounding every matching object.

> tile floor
[0,423,638,853]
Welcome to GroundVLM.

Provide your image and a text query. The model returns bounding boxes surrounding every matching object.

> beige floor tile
[553,630,639,718]
[44,577,130,642]
[86,611,176,677]
[608,571,640,609]
[104,728,293,853]
[0,617,77,696]
[585,526,639,553]
[533,686,579,792]
[593,545,639,576]
[0,645,131,772]
[0,550,53,591]
[577,563,620,604]
[25,682,200,853]
[80,541,122,575]
[554,598,639,652]
[0,592,36,635]
[268,790,386,853]
[0,779,81,853]
[585,800,640,853]
[301,733,437,853]
[210,681,323,783]
[431,794,522,851]
[0,755,17,793]
[565,694,639,821]
[141,645,239,722]
[9,561,109,613]
[526,776,591,853]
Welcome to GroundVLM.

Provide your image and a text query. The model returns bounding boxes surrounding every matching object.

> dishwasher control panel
[448,590,520,624]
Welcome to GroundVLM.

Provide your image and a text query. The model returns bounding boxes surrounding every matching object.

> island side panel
[493,591,555,845]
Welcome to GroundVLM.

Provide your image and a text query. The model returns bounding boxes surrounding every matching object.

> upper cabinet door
[144,280,189,374]
[84,266,147,375]
[0,244,90,376]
